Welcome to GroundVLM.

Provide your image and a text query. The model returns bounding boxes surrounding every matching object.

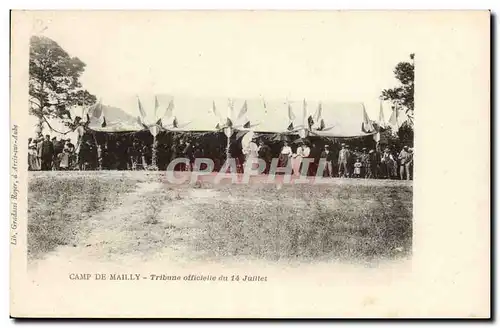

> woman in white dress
[242,136,259,173]
[278,141,292,170]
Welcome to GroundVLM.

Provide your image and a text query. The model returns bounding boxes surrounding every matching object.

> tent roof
[308,101,377,138]
[70,95,376,137]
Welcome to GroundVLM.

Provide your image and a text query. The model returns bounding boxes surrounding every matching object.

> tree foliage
[381,53,414,115]
[29,35,96,126]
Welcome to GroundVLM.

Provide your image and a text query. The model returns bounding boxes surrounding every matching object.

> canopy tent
[69,103,143,133]
[63,95,379,139]
[298,101,375,138]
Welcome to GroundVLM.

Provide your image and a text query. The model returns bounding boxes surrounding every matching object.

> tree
[381,53,414,120]
[29,35,96,134]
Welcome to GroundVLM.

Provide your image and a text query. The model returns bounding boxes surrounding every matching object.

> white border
[4,0,497,326]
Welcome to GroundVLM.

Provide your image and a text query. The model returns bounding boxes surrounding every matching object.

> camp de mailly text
[69,273,268,282]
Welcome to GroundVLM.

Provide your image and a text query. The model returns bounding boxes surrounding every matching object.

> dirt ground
[28,171,413,270]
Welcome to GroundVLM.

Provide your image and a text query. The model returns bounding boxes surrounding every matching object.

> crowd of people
[249,139,413,180]
[28,132,414,180]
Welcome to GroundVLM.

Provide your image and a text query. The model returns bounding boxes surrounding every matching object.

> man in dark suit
[40,135,54,171]
[52,137,65,170]
[320,144,336,177]
[257,140,272,174]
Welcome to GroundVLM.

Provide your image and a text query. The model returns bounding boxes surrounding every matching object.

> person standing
[129,139,141,170]
[346,145,355,178]
[170,138,181,170]
[398,145,412,180]
[28,139,40,171]
[365,150,374,178]
[408,147,414,180]
[40,135,54,171]
[257,140,272,174]
[243,137,259,173]
[53,137,65,170]
[36,136,43,170]
[182,139,194,171]
[308,143,320,176]
[320,144,335,177]
[360,148,369,177]
[279,140,292,171]
[338,143,350,178]
[59,140,73,170]
[353,158,362,178]
[302,142,311,176]
[66,139,76,170]
[292,141,305,177]
[381,147,396,179]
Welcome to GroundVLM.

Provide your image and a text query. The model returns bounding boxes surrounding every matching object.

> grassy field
[28,172,412,264]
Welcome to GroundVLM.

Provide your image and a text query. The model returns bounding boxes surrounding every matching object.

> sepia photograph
[26,12,413,269]
[10,10,489,318]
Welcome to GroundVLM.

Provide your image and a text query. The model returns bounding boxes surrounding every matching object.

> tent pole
[151,134,158,171]
[225,131,230,166]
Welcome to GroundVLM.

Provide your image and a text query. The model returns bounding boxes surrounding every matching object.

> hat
[341,143,345,146]
[362,147,367,150]
[324,144,330,148]
[369,149,375,153]
[404,146,409,149]
[345,145,350,148]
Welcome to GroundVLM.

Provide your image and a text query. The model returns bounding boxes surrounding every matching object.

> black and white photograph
[26,12,413,268]
[10,10,489,318]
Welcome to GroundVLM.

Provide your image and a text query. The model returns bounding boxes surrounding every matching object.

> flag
[227,98,234,122]
[163,99,174,119]
[101,116,107,128]
[91,100,103,119]
[307,115,314,129]
[318,119,325,131]
[378,99,386,128]
[154,96,160,119]
[137,97,147,119]
[362,107,375,133]
[287,122,294,131]
[243,121,250,128]
[314,102,323,123]
[288,102,295,121]
[212,100,217,116]
[156,118,162,126]
[173,117,178,128]
[215,123,220,130]
[388,106,399,128]
[237,100,248,120]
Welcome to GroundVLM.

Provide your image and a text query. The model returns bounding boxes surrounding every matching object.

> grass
[193,183,412,262]
[28,172,412,264]
[27,176,136,260]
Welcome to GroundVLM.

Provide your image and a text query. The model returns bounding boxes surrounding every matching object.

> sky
[32,11,415,123]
